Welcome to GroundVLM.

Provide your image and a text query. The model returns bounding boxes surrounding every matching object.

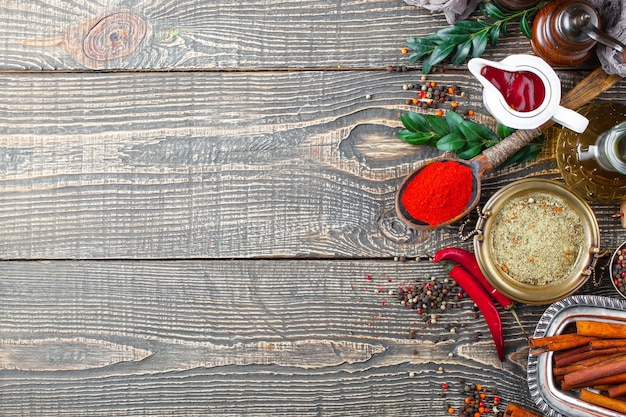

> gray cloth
[589,0,626,77]
[403,0,482,24]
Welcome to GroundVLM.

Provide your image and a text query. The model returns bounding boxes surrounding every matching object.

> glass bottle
[555,101,626,204]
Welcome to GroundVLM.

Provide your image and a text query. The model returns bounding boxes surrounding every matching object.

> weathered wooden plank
[0,0,545,71]
[0,258,561,416]
[0,69,625,259]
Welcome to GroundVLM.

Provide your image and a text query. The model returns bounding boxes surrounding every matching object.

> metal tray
[527,295,626,417]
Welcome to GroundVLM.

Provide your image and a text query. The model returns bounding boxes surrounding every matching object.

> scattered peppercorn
[401,76,467,112]
[395,274,467,320]
[450,383,505,417]
[612,246,626,296]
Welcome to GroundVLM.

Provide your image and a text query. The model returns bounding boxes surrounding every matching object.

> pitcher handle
[552,105,589,133]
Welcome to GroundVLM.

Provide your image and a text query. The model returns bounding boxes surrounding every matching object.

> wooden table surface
[1,1,626,415]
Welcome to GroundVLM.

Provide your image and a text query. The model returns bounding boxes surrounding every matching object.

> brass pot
[473,178,600,305]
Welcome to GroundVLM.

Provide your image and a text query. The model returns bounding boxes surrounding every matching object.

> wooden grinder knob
[531,0,599,67]
[492,0,540,11]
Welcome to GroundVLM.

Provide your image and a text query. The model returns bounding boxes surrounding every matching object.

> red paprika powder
[400,160,473,226]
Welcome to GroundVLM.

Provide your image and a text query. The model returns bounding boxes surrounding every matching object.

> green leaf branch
[398,110,544,164]
[406,1,549,74]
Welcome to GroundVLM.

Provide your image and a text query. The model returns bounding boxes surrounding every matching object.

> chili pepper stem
[508,306,528,340]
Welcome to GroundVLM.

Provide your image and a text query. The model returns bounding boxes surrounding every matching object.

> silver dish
[527,295,626,417]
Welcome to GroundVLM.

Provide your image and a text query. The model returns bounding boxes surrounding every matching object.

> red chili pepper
[443,263,505,361]
[434,247,528,340]
[433,247,512,309]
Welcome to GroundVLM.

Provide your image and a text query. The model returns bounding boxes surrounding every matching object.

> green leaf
[481,2,508,20]
[451,38,473,65]
[421,54,435,74]
[436,132,466,151]
[400,111,429,133]
[445,110,465,132]
[496,124,516,139]
[408,52,427,63]
[456,143,484,159]
[505,143,543,164]
[471,31,489,58]
[407,37,437,53]
[427,41,457,67]
[489,25,500,47]
[455,20,490,31]
[438,25,476,36]
[436,27,471,43]
[457,120,484,143]
[397,130,439,145]
[501,21,509,37]
[520,13,532,39]
[482,127,500,142]
[426,114,451,135]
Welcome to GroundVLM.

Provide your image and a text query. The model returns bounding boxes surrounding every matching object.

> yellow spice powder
[490,192,584,286]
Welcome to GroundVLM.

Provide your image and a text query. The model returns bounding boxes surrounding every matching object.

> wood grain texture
[2,0,543,71]
[0,259,554,416]
[0,70,624,259]
[1,0,626,415]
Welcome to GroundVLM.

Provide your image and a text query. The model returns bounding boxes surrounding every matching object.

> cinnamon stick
[504,403,543,417]
[547,337,598,352]
[529,334,597,353]
[577,321,626,339]
[553,353,626,376]
[590,339,626,350]
[608,382,626,398]
[562,357,626,388]
[529,333,582,349]
[562,372,626,391]
[580,388,626,414]
[553,344,592,366]
[554,347,626,368]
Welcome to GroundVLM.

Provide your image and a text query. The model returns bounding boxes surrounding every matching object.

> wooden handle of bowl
[555,67,621,119]
[474,67,621,173]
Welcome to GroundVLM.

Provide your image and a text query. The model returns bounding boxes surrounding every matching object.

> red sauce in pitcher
[480,65,545,112]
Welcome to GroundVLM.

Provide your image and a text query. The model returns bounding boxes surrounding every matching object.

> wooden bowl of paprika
[472,178,600,305]
[395,157,481,230]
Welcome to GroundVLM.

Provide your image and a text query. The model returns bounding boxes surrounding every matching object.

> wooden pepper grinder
[492,0,540,11]
[531,0,600,67]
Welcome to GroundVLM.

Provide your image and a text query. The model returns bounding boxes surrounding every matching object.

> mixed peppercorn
[396,273,467,320]
[612,245,626,297]
[446,383,505,417]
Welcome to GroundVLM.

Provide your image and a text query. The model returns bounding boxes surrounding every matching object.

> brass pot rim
[473,178,600,305]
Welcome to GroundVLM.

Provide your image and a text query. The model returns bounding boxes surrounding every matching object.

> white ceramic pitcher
[468,54,589,133]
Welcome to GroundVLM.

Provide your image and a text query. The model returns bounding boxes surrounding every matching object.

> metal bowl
[528,295,626,417]
[473,178,600,305]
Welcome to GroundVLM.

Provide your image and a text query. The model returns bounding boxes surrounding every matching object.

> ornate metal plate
[527,295,626,417]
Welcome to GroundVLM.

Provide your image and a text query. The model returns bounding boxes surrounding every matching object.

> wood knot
[375,208,418,244]
[83,12,147,63]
